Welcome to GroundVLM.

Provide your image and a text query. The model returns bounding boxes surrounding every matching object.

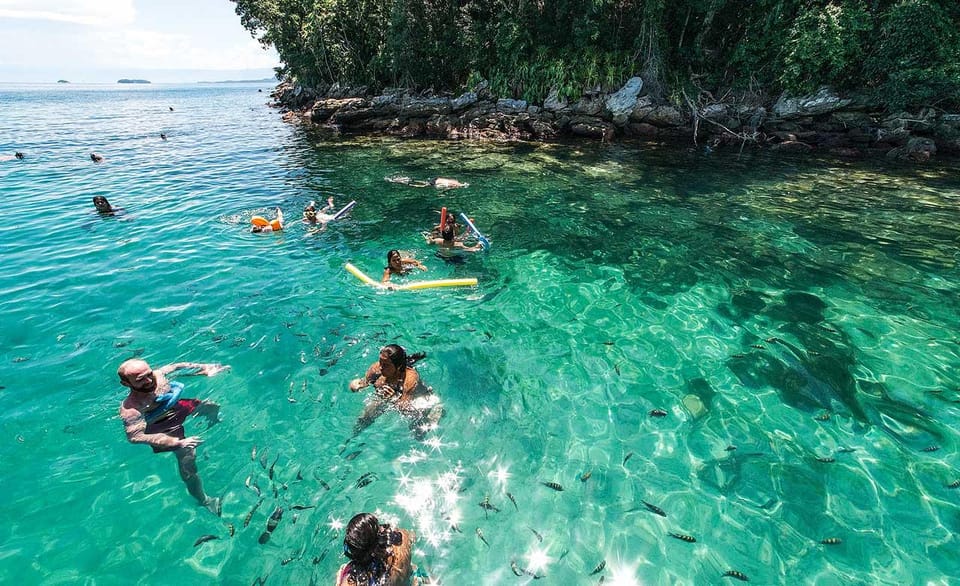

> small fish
[623,452,634,465]
[814,412,831,421]
[12,357,29,363]
[723,570,749,581]
[476,527,489,547]
[529,527,543,542]
[725,445,737,451]
[450,523,462,533]
[291,513,299,525]
[511,560,524,576]
[542,481,564,492]
[479,495,500,517]
[319,479,331,491]
[227,523,235,537]
[291,505,316,510]
[259,451,269,469]
[603,341,615,346]
[590,560,606,575]
[296,468,303,481]
[816,457,836,463]
[649,409,667,417]
[642,500,666,517]
[269,454,279,480]
[244,498,264,528]
[258,531,271,544]
[266,506,283,533]
[281,555,297,566]
[507,492,518,511]
[922,445,940,453]
[750,344,765,350]
[114,340,131,348]
[820,537,842,545]
[730,353,747,359]
[314,547,329,564]
[614,363,621,376]
[344,450,362,461]
[599,577,605,584]
[668,532,696,543]
[836,447,857,453]
[193,534,219,547]
[946,479,960,489]
[580,471,592,482]
[356,476,374,489]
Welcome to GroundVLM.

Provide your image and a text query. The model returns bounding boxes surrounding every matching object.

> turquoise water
[2,83,960,585]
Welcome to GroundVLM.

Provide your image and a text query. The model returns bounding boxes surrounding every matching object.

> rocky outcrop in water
[272,80,960,161]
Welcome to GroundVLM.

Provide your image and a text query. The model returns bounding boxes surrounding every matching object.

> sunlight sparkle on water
[327,517,344,532]
[525,547,551,573]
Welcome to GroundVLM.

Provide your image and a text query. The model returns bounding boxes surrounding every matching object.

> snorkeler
[92,195,123,216]
[336,513,418,586]
[90,152,104,163]
[382,249,427,283]
[251,208,284,233]
[348,344,442,438]
[385,175,469,190]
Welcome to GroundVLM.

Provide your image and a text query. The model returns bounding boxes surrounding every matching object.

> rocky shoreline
[272,78,960,162]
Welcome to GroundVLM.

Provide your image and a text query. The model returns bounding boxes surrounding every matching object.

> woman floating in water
[382,249,427,283]
[385,175,469,190]
[349,344,442,439]
[92,196,124,216]
[336,513,420,586]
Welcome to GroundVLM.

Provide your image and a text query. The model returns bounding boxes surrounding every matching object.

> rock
[626,122,658,137]
[496,98,528,113]
[401,97,451,117]
[543,88,568,113]
[773,87,852,119]
[569,117,614,140]
[644,105,685,127]
[451,92,477,111]
[682,394,706,418]
[886,137,936,162]
[605,77,644,121]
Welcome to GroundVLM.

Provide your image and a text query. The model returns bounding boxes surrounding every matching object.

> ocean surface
[1,83,959,585]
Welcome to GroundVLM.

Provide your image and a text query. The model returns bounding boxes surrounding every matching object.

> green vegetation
[232,0,960,110]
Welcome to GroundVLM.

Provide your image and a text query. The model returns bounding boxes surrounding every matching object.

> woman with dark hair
[382,250,427,283]
[92,195,123,216]
[349,344,442,438]
[336,513,416,586]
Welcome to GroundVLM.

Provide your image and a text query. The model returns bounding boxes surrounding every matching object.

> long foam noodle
[331,200,356,220]
[344,263,477,290]
[459,212,490,249]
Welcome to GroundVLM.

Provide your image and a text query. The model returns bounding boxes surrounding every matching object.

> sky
[0,0,280,83]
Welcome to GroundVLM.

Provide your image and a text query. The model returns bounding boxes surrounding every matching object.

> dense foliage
[233,0,960,110]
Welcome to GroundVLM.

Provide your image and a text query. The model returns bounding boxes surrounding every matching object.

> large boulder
[886,137,936,162]
[773,87,852,120]
[451,92,478,112]
[606,77,644,125]
[544,88,569,113]
[401,97,452,117]
[496,98,528,114]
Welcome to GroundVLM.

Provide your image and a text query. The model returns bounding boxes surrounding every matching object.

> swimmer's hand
[179,436,203,449]
[349,378,368,392]
[200,364,230,376]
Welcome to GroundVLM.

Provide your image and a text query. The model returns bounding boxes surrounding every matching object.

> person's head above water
[441,224,455,242]
[386,249,403,270]
[117,358,157,393]
[343,513,381,565]
[92,195,114,213]
[303,201,318,222]
[14,152,24,160]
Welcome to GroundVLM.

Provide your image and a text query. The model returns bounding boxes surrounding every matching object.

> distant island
[117,79,151,84]
[56,79,69,84]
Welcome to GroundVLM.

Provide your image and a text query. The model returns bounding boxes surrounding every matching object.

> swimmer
[90,152,104,163]
[251,208,284,233]
[117,358,228,515]
[92,195,123,216]
[428,223,482,251]
[1,152,24,162]
[336,513,418,586]
[382,249,427,283]
[160,133,167,140]
[349,344,442,438]
[385,175,469,190]
[430,212,461,240]
[303,197,335,225]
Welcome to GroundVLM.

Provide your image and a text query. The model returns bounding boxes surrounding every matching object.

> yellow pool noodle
[344,263,477,290]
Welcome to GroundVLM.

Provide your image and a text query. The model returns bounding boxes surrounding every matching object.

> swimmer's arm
[120,408,195,449]
[349,364,380,391]
[275,208,284,226]
[403,258,427,271]
[159,362,229,376]
[320,197,335,213]
[382,268,392,283]
[390,529,416,583]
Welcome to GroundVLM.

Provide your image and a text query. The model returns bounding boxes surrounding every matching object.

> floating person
[15,151,24,159]
[382,249,427,283]
[92,195,124,216]
[348,344,442,439]
[429,207,461,240]
[169,106,174,111]
[385,175,469,190]
[251,208,284,233]
[427,223,482,252]
[336,513,418,586]
[160,133,167,140]
[117,358,228,515]
[303,197,335,225]
[90,152,104,163]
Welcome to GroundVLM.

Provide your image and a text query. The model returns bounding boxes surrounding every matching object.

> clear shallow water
[1,84,959,585]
